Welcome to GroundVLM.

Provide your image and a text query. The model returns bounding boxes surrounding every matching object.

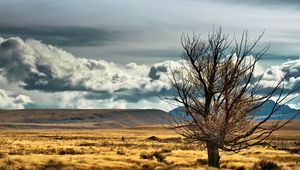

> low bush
[116,148,126,155]
[0,158,25,170]
[0,152,7,159]
[236,166,246,170]
[140,150,166,163]
[288,148,300,154]
[196,158,208,165]
[140,152,154,159]
[153,151,166,162]
[141,164,155,170]
[78,142,97,146]
[161,148,172,153]
[274,146,300,154]
[39,159,64,170]
[57,148,81,155]
[253,160,281,170]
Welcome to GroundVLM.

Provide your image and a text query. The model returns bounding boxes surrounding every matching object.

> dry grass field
[0,122,299,170]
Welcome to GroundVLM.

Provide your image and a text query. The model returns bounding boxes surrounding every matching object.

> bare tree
[166,29,299,168]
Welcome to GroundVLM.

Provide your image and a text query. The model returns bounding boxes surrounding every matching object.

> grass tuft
[253,160,281,170]
[57,148,81,155]
[78,142,97,146]
[116,148,126,155]
[196,158,208,165]
[40,159,65,170]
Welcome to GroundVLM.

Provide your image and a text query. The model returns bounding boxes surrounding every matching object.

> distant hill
[169,100,300,120]
[254,100,300,120]
[0,109,170,129]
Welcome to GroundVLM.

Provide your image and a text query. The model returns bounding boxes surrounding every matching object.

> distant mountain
[0,109,170,129]
[169,107,186,117]
[169,100,300,120]
[253,100,300,120]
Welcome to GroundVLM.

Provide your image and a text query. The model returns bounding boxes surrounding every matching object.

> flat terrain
[0,122,300,170]
[0,109,170,129]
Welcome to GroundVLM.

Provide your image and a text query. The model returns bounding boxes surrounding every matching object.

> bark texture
[207,142,220,168]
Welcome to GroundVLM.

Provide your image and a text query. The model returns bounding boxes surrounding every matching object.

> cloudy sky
[0,0,300,110]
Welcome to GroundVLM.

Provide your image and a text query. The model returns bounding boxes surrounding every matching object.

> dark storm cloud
[0,26,121,46]
[0,0,300,109]
[148,65,168,80]
[0,0,299,66]
[23,68,84,92]
[0,35,299,109]
[0,36,179,104]
[1,35,299,96]
[261,54,299,61]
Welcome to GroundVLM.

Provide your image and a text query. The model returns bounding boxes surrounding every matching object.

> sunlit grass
[0,128,299,169]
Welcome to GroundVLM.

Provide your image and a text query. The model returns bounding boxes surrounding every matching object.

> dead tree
[167,29,299,168]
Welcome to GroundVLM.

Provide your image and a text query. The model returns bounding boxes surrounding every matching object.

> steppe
[0,121,299,170]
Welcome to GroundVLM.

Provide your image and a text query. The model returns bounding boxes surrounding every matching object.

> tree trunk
[207,142,220,168]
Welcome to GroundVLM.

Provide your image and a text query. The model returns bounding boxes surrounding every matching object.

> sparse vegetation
[116,147,126,155]
[0,153,7,159]
[57,148,80,155]
[140,152,154,160]
[0,128,298,169]
[78,142,98,146]
[0,158,25,170]
[40,159,65,170]
[196,158,208,165]
[153,151,166,162]
[140,151,164,161]
[253,160,281,170]
[294,141,300,146]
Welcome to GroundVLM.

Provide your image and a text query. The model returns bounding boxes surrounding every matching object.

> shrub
[294,141,300,146]
[253,160,281,170]
[57,148,79,155]
[40,159,64,170]
[141,164,155,170]
[78,142,97,146]
[8,149,24,155]
[101,141,111,146]
[196,158,208,165]
[161,148,172,153]
[153,151,166,162]
[0,152,7,159]
[0,158,25,170]
[140,150,168,163]
[31,148,56,155]
[236,166,246,170]
[288,148,300,154]
[140,152,154,159]
[273,146,300,154]
[116,148,125,155]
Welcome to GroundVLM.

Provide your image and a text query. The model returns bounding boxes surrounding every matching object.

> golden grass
[0,128,299,169]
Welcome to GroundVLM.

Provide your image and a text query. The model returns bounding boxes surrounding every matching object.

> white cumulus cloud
[0,36,183,96]
[0,89,32,109]
[0,36,299,110]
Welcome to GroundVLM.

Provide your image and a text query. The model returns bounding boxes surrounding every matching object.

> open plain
[0,121,299,170]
